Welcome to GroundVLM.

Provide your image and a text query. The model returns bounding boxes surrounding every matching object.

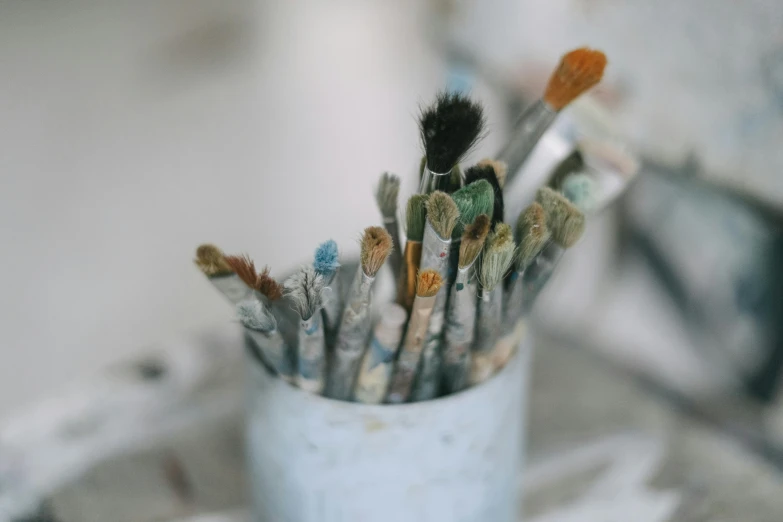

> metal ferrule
[327,267,375,400]
[297,313,326,394]
[418,164,451,194]
[520,241,564,314]
[498,99,558,186]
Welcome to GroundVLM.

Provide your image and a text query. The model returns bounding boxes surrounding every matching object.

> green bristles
[515,202,551,270]
[425,191,460,240]
[450,179,494,240]
[536,187,586,248]
[478,223,516,292]
[405,194,428,241]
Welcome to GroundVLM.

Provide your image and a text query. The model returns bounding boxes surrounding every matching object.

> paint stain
[364,419,387,433]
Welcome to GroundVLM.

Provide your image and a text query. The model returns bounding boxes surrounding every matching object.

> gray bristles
[237,299,277,332]
[284,267,325,321]
[375,172,400,218]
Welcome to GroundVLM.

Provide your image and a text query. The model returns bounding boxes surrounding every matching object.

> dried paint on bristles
[425,191,460,240]
[416,269,443,298]
[236,298,277,332]
[224,254,259,290]
[375,172,400,218]
[459,214,490,269]
[478,223,516,292]
[419,91,486,174]
[476,159,508,188]
[450,179,494,240]
[257,266,284,301]
[360,226,393,277]
[536,187,586,248]
[544,47,607,111]
[194,244,234,276]
[284,266,325,321]
[464,163,504,227]
[405,194,428,241]
[314,239,340,279]
[515,202,551,270]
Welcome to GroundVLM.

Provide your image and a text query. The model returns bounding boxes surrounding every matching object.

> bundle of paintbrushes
[192,47,607,403]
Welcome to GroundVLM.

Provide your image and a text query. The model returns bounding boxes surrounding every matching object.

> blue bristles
[314,239,340,278]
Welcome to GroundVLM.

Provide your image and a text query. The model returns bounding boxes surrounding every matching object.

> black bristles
[419,91,485,175]
[465,164,504,228]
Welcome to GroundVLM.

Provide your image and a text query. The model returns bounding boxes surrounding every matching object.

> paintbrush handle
[296,314,327,394]
[442,267,476,394]
[498,99,557,186]
[245,328,294,383]
[327,267,374,400]
[383,217,403,281]
[386,294,437,403]
[470,287,503,385]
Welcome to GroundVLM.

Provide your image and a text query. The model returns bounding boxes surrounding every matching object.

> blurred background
[1,0,782,455]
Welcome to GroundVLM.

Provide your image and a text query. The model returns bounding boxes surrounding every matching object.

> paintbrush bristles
[405,194,428,241]
[416,269,443,297]
[544,47,607,111]
[314,240,340,279]
[360,226,393,277]
[194,244,234,276]
[224,254,258,289]
[478,223,516,292]
[419,91,485,174]
[459,214,491,269]
[284,267,325,321]
[425,191,460,239]
[375,172,400,218]
[516,202,551,269]
[476,159,508,188]
[258,267,284,301]
[536,187,586,248]
[451,179,495,239]
[237,299,276,332]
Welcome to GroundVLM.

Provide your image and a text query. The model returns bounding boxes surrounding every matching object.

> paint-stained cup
[244,261,530,522]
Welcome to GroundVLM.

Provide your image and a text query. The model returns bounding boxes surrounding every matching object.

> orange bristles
[543,48,607,111]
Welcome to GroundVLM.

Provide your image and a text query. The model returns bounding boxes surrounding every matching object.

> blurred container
[243,264,530,522]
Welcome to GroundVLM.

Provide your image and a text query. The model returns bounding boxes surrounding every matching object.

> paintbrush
[442,214,490,394]
[194,244,251,305]
[353,303,408,404]
[285,267,327,394]
[464,159,507,228]
[314,239,342,344]
[327,227,393,400]
[520,187,586,314]
[376,172,403,278]
[237,298,294,382]
[418,91,485,194]
[412,192,461,401]
[470,223,516,385]
[502,202,550,332]
[447,179,495,285]
[499,48,607,186]
[387,269,443,404]
[397,194,428,311]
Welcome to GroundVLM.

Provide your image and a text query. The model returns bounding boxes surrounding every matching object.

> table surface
[1,325,781,522]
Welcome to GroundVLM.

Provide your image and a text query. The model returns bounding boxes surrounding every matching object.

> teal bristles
[314,240,340,279]
[450,179,494,240]
[237,299,277,332]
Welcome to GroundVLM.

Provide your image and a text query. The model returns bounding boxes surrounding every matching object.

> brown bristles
[416,269,442,298]
[360,226,393,277]
[543,48,607,111]
[459,214,490,269]
[476,159,508,188]
[257,266,284,301]
[194,244,233,276]
[224,254,258,289]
